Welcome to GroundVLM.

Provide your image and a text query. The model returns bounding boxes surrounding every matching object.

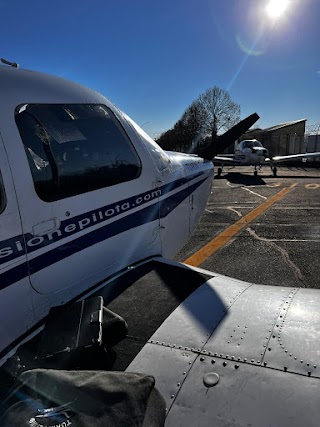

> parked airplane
[214,138,320,176]
[1,60,320,427]
[0,61,258,364]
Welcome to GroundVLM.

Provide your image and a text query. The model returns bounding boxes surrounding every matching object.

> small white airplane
[214,138,320,176]
[1,59,320,427]
[0,59,258,364]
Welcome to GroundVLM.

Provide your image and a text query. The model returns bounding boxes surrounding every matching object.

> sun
[265,0,290,19]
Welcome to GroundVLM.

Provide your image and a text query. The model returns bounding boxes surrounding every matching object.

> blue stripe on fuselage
[0,173,210,291]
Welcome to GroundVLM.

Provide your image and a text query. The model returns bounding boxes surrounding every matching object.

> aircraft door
[12,104,161,297]
[0,134,34,353]
[159,167,191,259]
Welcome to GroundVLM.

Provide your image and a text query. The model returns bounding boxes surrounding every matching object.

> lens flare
[266,0,290,19]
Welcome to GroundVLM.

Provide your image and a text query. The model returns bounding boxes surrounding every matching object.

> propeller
[198,113,260,160]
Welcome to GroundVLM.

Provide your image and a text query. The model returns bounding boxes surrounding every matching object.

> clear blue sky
[1,0,319,137]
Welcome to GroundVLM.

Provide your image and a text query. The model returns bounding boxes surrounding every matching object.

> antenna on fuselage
[1,58,19,68]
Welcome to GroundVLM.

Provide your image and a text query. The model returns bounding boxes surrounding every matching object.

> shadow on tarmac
[215,172,266,186]
[215,168,320,183]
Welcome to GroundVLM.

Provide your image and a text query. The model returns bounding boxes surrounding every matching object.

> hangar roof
[263,119,306,132]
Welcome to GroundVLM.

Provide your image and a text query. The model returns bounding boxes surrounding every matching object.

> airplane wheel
[273,167,277,177]
[217,167,222,176]
[254,170,258,176]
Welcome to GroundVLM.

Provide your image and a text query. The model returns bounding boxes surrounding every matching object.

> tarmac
[176,165,320,289]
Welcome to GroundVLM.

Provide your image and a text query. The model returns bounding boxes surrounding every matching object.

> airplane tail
[198,113,260,160]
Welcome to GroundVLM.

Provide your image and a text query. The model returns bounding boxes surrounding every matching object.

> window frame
[15,103,143,202]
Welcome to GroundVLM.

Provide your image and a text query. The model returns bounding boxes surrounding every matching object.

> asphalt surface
[176,166,320,289]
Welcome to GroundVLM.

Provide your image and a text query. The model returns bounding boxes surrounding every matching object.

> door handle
[32,218,61,236]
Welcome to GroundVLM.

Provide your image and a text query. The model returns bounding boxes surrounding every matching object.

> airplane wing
[3,257,320,426]
[266,151,320,163]
[123,258,320,427]
[213,155,240,164]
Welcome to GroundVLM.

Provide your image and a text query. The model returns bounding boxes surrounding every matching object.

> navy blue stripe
[28,178,205,275]
[0,176,209,291]
[0,262,29,290]
[0,171,206,265]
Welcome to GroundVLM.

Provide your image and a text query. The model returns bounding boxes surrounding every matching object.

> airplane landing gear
[272,166,277,177]
[254,170,258,177]
[217,167,222,176]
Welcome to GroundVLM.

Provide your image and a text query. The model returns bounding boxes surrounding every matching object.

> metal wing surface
[266,152,320,163]
[213,155,240,164]
[126,260,320,427]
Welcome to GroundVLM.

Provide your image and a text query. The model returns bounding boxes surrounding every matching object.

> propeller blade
[198,113,259,160]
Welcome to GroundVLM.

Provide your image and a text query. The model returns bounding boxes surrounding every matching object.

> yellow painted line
[184,183,297,267]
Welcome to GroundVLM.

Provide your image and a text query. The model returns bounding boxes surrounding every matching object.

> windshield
[242,140,263,149]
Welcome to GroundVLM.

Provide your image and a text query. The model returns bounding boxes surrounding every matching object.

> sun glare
[266,0,290,19]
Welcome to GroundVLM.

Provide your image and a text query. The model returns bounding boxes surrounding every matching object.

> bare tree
[157,86,240,152]
[198,86,240,136]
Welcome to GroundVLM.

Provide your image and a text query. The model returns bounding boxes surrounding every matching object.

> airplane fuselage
[234,144,268,166]
[0,67,213,362]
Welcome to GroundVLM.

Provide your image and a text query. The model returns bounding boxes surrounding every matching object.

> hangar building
[239,119,306,157]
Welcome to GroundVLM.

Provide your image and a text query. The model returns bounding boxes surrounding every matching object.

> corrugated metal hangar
[239,119,306,156]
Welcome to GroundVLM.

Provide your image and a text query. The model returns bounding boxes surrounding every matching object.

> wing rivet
[300,360,304,363]
[211,359,216,364]
[171,395,175,399]
[284,367,287,372]
[223,361,227,367]
[314,365,317,369]
[200,356,205,362]
[235,364,240,369]
[308,371,311,377]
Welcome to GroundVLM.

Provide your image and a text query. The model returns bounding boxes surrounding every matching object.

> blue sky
[1,0,319,137]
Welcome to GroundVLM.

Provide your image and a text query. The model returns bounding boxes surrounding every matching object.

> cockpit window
[15,104,142,202]
[242,140,262,149]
